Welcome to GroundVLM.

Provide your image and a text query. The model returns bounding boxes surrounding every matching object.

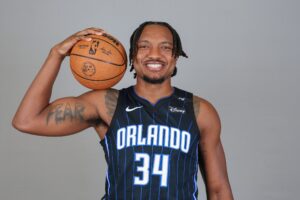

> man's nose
[147,46,161,59]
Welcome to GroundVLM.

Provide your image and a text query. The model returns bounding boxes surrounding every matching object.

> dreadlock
[129,21,188,78]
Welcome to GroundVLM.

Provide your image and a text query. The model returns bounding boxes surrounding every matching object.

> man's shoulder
[77,88,121,108]
[173,87,208,104]
[171,87,210,109]
[192,95,218,115]
[89,86,135,104]
[80,88,118,98]
[192,94,221,134]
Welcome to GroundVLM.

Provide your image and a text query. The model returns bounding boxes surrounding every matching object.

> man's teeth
[146,63,162,68]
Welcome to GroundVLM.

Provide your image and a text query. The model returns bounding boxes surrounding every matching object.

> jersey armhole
[99,89,123,144]
[191,94,202,140]
[102,89,124,139]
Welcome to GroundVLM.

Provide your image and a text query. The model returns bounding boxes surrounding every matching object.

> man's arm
[194,96,234,200]
[12,28,108,136]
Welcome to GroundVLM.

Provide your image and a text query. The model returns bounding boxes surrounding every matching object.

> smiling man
[13,21,233,199]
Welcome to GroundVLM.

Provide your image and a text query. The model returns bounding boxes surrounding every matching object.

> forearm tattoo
[193,96,200,118]
[105,89,119,117]
[46,103,85,124]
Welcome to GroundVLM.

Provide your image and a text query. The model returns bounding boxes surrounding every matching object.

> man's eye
[138,45,149,49]
[161,46,173,50]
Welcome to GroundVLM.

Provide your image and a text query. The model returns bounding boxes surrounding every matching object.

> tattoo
[105,89,119,117]
[46,103,85,124]
[74,103,85,121]
[193,96,200,118]
[63,103,73,121]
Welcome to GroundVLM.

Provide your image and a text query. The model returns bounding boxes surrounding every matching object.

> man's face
[133,24,177,84]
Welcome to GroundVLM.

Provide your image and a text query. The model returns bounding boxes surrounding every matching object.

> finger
[87,27,105,33]
[75,35,92,42]
[75,28,105,36]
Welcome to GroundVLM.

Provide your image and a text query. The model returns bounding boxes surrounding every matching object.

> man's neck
[134,79,173,105]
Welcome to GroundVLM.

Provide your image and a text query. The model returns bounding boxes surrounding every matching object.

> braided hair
[129,21,188,78]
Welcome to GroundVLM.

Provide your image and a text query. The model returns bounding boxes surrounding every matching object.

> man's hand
[51,27,104,57]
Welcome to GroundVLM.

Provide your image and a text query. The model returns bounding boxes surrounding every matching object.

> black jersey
[100,86,201,200]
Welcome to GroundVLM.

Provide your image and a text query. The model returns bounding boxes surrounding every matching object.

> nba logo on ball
[70,33,127,90]
[89,40,100,55]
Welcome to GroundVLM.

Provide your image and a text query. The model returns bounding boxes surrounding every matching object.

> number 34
[134,153,169,187]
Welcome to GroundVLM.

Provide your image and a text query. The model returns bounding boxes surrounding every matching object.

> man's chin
[142,75,165,84]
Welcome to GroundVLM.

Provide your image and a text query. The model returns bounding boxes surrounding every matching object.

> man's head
[129,21,187,84]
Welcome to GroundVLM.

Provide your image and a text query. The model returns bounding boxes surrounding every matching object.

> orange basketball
[70,33,127,89]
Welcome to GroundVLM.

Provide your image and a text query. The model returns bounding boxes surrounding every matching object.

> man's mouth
[144,61,165,71]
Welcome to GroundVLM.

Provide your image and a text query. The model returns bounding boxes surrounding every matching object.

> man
[13,21,233,199]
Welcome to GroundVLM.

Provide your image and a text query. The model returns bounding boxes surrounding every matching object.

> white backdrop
[0,0,299,199]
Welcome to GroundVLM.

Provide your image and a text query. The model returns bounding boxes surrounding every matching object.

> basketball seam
[90,36,126,62]
[70,53,126,66]
[71,66,126,82]
[70,36,127,66]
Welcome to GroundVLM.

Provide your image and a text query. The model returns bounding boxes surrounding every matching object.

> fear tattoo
[46,103,85,124]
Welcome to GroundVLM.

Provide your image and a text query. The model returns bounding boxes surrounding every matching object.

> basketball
[70,33,127,89]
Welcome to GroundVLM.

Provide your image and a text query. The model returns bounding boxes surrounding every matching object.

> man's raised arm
[12,28,106,136]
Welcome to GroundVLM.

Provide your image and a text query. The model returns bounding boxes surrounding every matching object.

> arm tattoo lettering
[46,102,85,125]
[74,103,85,122]
[105,89,119,117]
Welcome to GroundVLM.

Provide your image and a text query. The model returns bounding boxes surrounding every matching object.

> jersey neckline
[130,85,176,108]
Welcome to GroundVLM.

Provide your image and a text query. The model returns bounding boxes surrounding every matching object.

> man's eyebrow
[137,40,150,44]
[138,40,173,45]
[161,41,173,45]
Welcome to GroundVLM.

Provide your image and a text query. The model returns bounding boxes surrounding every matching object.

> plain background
[1,0,299,199]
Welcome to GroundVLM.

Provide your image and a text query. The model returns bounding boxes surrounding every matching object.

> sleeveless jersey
[100,86,201,200]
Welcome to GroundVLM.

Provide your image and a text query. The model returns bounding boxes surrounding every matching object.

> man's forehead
[138,25,173,42]
[141,24,172,34]
[138,40,173,46]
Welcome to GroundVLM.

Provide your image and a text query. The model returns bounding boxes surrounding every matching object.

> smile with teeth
[145,63,164,71]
